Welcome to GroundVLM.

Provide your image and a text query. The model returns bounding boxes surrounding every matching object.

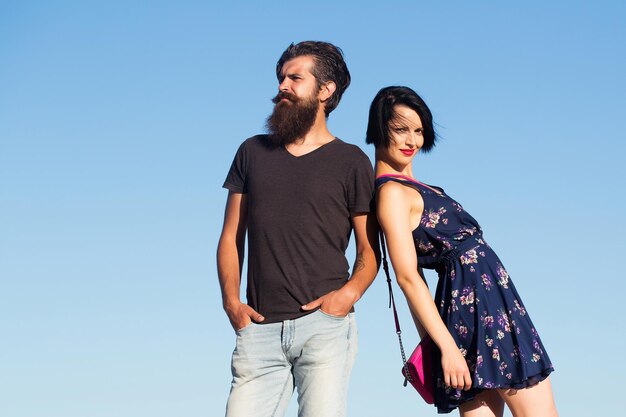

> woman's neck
[374,159,414,179]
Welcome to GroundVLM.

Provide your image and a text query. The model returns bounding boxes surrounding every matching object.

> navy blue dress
[376,174,553,413]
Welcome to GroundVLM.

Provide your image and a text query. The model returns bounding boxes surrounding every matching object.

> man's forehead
[281,55,315,75]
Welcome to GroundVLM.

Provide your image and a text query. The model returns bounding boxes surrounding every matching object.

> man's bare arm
[217,191,264,330]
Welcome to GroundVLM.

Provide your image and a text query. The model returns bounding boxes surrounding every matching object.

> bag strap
[380,232,413,385]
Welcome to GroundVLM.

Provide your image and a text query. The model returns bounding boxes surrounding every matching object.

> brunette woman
[368,86,558,416]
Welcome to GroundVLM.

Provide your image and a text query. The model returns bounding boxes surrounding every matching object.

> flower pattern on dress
[499,362,508,375]
[481,273,493,291]
[456,324,468,338]
[417,240,434,253]
[459,226,477,236]
[497,309,512,332]
[511,346,521,361]
[460,249,478,265]
[481,313,494,328]
[460,287,475,305]
[496,264,510,288]
[423,207,447,228]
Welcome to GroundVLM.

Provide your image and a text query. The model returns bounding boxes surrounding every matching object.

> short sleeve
[223,140,249,193]
[347,152,375,214]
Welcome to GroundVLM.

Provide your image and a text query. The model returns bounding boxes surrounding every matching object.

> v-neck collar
[283,137,339,159]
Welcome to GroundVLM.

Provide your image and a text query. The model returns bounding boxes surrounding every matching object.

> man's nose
[278,78,290,91]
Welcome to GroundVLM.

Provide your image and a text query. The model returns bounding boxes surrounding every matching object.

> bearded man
[217,41,380,417]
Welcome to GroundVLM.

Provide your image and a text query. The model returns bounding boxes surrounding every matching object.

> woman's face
[381,104,424,165]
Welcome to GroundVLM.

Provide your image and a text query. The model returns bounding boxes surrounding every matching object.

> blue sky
[1,1,624,416]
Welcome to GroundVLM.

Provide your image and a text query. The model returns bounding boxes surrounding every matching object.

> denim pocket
[318,309,348,320]
[236,321,255,334]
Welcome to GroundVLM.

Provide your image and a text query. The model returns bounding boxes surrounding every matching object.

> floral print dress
[376,174,553,414]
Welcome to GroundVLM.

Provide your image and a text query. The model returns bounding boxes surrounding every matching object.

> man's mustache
[271,92,299,104]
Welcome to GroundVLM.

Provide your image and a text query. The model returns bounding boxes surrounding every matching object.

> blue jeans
[225,310,358,417]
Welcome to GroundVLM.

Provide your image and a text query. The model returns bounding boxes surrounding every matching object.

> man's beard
[265,92,319,147]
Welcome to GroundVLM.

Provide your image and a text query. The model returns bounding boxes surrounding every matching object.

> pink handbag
[381,233,436,405]
[403,335,435,404]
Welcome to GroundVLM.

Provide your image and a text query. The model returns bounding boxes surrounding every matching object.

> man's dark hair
[366,86,437,152]
[276,41,351,117]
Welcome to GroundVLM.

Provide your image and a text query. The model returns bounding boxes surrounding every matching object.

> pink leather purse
[403,335,435,404]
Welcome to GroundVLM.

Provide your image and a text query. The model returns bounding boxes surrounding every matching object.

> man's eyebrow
[284,69,303,77]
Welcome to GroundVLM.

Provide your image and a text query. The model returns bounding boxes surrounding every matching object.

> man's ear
[319,81,336,103]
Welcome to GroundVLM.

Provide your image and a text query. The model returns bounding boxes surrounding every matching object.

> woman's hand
[440,345,472,391]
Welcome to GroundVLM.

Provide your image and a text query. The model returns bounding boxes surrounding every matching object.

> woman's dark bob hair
[365,86,437,152]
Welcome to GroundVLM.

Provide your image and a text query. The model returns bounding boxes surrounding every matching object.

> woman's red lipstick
[400,149,415,156]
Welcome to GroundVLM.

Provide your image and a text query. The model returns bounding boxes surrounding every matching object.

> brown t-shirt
[223,135,374,323]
